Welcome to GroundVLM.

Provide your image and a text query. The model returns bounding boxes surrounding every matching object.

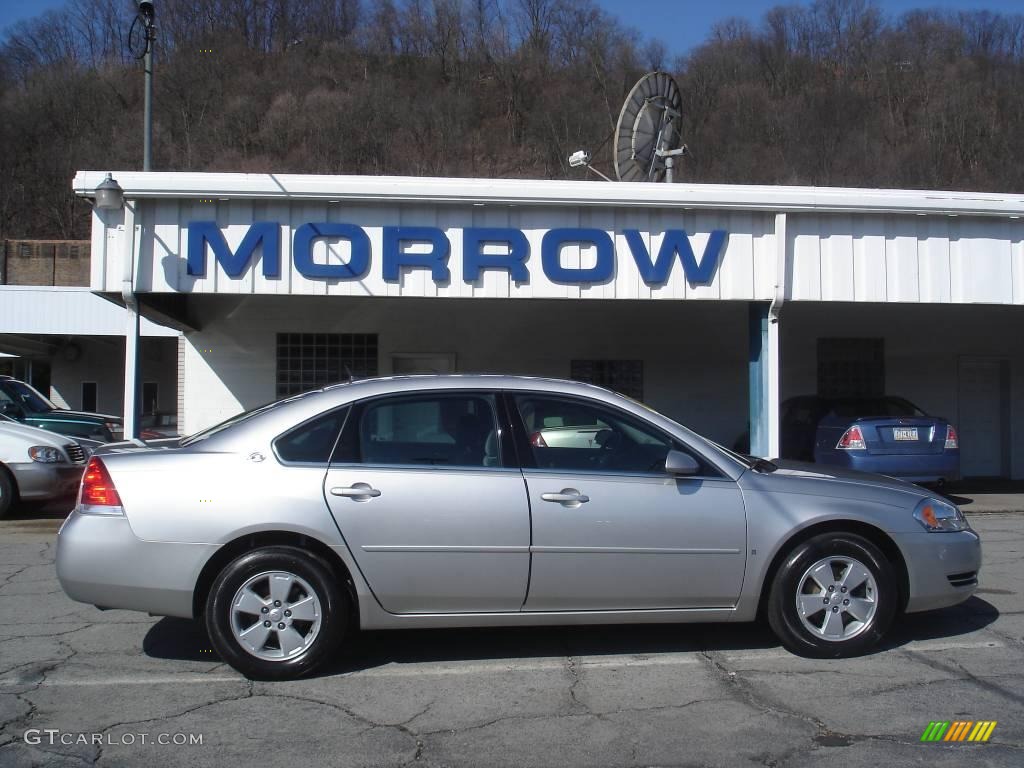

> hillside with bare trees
[1,0,1022,240]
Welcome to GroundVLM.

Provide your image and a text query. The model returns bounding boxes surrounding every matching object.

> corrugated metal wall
[92,199,1024,305]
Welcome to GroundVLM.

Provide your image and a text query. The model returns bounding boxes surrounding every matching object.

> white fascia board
[73,171,1024,218]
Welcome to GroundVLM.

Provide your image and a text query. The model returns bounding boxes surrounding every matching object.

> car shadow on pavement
[141,596,1000,675]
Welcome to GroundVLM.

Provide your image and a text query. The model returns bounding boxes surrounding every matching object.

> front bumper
[56,509,216,619]
[9,463,83,501]
[895,528,981,613]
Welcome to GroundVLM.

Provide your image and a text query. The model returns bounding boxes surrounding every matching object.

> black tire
[205,545,350,680]
[767,532,897,658]
[0,465,15,519]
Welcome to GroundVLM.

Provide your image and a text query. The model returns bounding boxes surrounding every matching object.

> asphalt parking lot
[0,511,1021,768]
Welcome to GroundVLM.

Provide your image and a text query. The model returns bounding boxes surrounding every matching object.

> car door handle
[541,489,589,505]
[330,484,381,500]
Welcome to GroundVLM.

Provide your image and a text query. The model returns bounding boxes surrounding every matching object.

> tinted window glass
[359,394,499,467]
[514,395,681,474]
[275,408,348,463]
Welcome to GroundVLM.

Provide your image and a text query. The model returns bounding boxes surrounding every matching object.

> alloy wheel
[795,555,878,641]
[229,570,322,661]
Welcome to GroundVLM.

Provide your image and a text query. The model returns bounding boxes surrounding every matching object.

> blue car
[791,396,960,484]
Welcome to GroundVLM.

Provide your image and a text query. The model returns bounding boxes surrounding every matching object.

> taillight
[836,425,866,450]
[945,425,959,450]
[79,457,123,512]
[529,431,548,448]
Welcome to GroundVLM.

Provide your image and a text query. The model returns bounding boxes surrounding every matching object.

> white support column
[767,212,787,459]
[121,201,140,440]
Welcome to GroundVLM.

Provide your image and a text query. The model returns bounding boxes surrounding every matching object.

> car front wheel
[205,545,350,680]
[768,532,897,658]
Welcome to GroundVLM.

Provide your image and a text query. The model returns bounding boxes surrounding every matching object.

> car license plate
[893,427,918,441]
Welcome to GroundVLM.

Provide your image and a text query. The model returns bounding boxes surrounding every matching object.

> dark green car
[0,376,121,443]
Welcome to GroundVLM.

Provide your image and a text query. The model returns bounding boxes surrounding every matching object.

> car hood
[745,459,937,506]
[0,420,74,450]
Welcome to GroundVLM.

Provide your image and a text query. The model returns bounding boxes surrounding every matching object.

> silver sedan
[56,376,981,680]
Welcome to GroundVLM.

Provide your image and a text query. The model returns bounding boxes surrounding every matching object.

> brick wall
[1,240,90,286]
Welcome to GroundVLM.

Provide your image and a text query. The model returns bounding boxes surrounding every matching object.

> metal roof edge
[72,171,1024,217]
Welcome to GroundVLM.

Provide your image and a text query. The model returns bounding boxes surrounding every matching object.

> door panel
[323,390,530,614]
[523,472,746,610]
[325,466,530,613]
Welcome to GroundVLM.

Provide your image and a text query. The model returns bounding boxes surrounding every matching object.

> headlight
[913,497,969,532]
[28,446,63,463]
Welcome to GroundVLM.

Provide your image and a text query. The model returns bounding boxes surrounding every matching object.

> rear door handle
[330,483,381,500]
[541,489,589,505]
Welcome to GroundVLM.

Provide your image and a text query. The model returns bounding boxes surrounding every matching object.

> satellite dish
[613,72,687,183]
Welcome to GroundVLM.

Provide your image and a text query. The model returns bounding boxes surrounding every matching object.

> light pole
[130,2,157,171]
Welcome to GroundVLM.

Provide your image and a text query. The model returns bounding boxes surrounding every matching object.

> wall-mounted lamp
[94,173,124,210]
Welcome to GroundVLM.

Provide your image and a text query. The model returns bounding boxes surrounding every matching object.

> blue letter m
[625,229,726,285]
[187,221,281,278]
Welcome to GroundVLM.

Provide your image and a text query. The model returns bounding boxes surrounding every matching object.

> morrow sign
[185,222,728,286]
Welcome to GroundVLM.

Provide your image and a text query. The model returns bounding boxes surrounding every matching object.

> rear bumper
[895,529,981,613]
[9,463,83,501]
[56,509,215,619]
[816,450,960,483]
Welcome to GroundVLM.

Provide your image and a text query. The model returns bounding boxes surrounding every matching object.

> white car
[0,415,91,517]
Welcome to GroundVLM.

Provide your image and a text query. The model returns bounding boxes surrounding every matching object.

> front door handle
[330,483,381,501]
[541,488,589,506]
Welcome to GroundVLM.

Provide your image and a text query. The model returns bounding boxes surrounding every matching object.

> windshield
[0,379,56,413]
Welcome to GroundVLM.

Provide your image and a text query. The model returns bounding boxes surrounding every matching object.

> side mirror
[665,449,700,476]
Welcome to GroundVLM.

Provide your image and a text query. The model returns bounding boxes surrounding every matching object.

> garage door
[957,357,1010,478]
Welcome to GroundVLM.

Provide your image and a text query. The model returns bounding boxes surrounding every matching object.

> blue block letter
[625,229,727,285]
[186,221,280,278]
[382,226,451,282]
[462,228,530,282]
[541,228,614,284]
[293,223,370,279]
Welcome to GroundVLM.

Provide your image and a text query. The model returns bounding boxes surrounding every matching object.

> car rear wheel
[205,545,349,680]
[0,466,15,519]
[767,532,897,658]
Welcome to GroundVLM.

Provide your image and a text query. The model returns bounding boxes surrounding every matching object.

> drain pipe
[121,201,140,441]
[766,212,788,458]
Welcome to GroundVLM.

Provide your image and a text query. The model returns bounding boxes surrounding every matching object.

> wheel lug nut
[843,599,849,605]
[823,598,830,604]
[263,620,271,627]
[832,606,839,613]
[278,622,286,629]
[828,585,834,592]
[261,607,269,614]
[274,600,281,607]
[284,610,292,617]
[841,586,847,593]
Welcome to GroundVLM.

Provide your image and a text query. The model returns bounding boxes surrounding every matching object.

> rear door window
[355,394,500,468]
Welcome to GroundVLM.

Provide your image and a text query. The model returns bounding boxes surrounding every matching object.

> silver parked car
[57,376,980,680]
[0,415,91,517]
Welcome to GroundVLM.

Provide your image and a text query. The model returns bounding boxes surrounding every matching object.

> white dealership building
[73,171,1024,478]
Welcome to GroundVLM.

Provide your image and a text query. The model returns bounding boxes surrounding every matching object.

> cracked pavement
[0,511,1022,767]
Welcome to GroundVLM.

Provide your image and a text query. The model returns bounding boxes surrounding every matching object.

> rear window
[274,408,348,464]
[829,398,926,418]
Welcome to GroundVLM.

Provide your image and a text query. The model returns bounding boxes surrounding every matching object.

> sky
[1,0,1022,53]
